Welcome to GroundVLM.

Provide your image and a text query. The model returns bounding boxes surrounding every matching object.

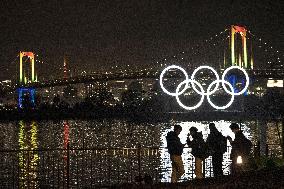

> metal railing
[0,145,161,188]
[0,144,281,188]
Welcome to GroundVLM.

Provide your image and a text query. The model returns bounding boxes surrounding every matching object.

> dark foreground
[110,167,284,189]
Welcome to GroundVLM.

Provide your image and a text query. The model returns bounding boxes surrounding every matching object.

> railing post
[282,119,284,159]
[67,144,70,189]
[27,151,30,188]
[12,153,15,189]
[203,159,206,178]
[138,144,142,182]
[258,120,267,156]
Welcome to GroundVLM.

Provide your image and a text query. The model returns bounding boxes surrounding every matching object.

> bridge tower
[225,25,254,69]
[223,26,254,95]
[18,51,37,108]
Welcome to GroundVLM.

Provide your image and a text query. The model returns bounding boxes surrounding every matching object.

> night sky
[0,0,283,80]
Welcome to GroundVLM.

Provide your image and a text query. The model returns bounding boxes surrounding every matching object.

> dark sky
[0,0,283,80]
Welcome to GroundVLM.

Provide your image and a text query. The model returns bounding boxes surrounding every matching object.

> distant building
[107,80,128,101]
[0,80,16,106]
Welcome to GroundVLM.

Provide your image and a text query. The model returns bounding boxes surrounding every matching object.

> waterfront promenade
[113,166,284,189]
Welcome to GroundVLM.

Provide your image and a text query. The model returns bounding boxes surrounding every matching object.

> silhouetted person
[206,123,227,177]
[166,125,185,183]
[227,123,252,174]
[187,127,207,179]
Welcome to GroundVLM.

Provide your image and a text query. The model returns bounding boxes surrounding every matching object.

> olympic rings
[191,65,220,95]
[159,65,249,110]
[207,80,235,110]
[222,66,249,95]
[175,79,205,110]
[159,65,189,96]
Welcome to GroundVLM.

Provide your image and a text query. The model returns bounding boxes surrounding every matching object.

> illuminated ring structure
[175,79,205,110]
[191,66,220,95]
[159,65,189,96]
[159,65,249,110]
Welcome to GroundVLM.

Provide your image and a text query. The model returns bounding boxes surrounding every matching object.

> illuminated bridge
[14,68,283,89]
[17,25,284,88]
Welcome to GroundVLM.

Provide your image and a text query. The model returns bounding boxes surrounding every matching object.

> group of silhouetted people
[166,123,252,182]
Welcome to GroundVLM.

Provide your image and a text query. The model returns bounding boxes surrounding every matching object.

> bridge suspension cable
[247,30,283,69]
[155,26,283,70]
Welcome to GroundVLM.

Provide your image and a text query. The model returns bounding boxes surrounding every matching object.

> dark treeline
[0,83,284,121]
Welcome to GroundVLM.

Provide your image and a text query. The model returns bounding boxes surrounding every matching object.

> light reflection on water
[0,119,282,185]
[18,121,39,188]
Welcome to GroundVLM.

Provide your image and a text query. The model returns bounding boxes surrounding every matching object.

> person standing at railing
[227,123,252,174]
[187,127,208,179]
[166,124,185,183]
[206,123,227,177]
